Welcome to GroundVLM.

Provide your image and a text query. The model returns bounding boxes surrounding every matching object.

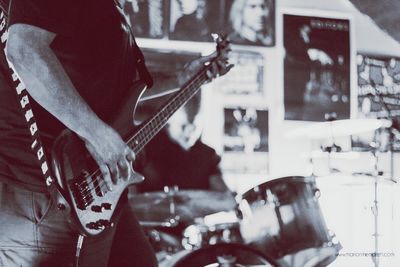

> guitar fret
[129,65,210,155]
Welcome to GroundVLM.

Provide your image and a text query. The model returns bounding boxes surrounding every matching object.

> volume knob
[101,203,112,210]
[98,219,114,228]
[91,205,103,213]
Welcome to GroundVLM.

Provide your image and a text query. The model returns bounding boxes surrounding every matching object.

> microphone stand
[367,82,398,267]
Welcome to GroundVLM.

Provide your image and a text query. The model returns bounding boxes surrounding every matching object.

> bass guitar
[50,35,231,236]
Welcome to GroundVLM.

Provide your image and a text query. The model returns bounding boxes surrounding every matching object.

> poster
[223,107,268,153]
[213,50,265,100]
[123,0,168,38]
[221,107,269,173]
[283,13,351,121]
[169,0,224,42]
[352,54,400,152]
[224,0,275,46]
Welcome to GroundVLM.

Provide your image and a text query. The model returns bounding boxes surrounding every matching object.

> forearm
[6,26,106,142]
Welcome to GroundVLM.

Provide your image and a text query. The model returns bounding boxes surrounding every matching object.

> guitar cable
[74,234,84,267]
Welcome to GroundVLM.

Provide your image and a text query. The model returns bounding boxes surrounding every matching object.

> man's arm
[6,23,133,190]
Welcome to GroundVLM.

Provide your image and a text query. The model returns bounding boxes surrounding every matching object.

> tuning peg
[211,33,220,42]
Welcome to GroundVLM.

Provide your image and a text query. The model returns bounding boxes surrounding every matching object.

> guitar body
[51,80,147,236]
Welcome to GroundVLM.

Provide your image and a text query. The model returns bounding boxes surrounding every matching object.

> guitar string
[74,41,228,201]
[73,68,211,202]
[75,73,207,203]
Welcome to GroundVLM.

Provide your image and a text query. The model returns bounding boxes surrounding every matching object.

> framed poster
[169,0,224,42]
[213,50,265,104]
[282,11,353,121]
[223,107,268,153]
[224,0,275,46]
[123,0,169,38]
[221,106,269,173]
[352,54,400,152]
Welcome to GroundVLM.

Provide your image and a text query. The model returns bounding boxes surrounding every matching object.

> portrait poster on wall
[213,50,265,105]
[224,0,275,46]
[352,54,400,152]
[169,0,224,42]
[283,12,352,121]
[221,107,269,173]
[123,0,168,39]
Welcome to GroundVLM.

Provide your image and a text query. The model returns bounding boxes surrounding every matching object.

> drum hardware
[159,243,278,267]
[366,83,400,267]
[129,189,237,225]
[321,144,342,153]
[182,211,243,250]
[145,228,183,254]
[370,140,380,267]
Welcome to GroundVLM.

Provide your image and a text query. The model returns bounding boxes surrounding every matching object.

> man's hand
[177,45,233,87]
[84,124,135,191]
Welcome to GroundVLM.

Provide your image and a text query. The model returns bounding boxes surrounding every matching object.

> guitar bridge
[70,177,94,210]
[92,175,104,197]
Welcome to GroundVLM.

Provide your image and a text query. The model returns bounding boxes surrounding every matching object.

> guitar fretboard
[127,66,210,154]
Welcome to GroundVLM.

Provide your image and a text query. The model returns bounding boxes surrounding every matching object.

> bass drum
[159,243,278,267]
[239,176,340,262]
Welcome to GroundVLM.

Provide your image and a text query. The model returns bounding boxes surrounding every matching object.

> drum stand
[368,84,398,266]
[370,143,380,267]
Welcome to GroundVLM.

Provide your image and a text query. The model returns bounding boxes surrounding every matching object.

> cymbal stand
[370,141,380,267]
[370,81,397,182]
[323,112,341,174]
[163,185,180,227]
[367,82,400,266]
[388,127,396,182]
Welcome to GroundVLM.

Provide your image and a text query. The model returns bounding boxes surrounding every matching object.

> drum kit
[128,118,397,267]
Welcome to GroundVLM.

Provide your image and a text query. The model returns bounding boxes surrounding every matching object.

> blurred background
[122,0,400,266]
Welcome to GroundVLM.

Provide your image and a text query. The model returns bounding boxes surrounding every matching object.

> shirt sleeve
[8,0,79,36]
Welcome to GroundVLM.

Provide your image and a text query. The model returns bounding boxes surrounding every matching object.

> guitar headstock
[211,33,233,76]
[212,33,228,48]
[212,33,230,55]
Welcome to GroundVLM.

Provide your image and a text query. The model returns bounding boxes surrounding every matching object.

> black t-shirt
[136,130,221,192]
[0,0,139,192]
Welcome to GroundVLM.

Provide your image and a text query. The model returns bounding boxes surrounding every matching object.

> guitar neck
[127,65,210,154]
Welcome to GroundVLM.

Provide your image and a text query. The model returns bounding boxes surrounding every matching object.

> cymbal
[129,190,237,224]
[286,119,392,139]
[315,173,395,186]
[302,150,360,160]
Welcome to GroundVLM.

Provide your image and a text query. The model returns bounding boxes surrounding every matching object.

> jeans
[0,182,157,267]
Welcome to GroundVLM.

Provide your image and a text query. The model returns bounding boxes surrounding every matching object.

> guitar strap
[0,10,65,205]
[0,1,153,207]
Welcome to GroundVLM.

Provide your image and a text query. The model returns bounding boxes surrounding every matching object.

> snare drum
[238,176,340,259]
[182,211,243,250]
[159,243,278,267]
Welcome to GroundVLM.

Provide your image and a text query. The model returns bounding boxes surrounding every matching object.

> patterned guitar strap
[0,9,67,208]
[0,3,152,206]
[0,4,152,264]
